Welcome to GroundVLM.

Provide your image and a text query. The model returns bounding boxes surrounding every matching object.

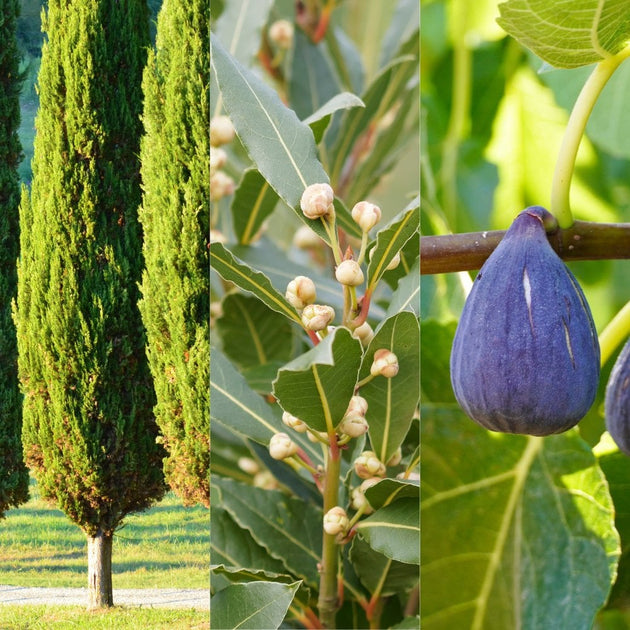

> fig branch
[551,48,630,228]
[420,220,630,275]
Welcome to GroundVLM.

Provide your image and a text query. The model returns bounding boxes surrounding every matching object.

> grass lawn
[1,477,209,590]
[0,605,209,629]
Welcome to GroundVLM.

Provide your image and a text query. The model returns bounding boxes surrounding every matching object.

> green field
[1,477,209,590]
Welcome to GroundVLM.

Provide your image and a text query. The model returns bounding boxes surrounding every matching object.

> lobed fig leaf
[450,206,600,436]
[605,339,630,455]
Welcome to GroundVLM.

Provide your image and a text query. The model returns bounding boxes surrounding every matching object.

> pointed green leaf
[232,169,280,245]
[328,54,418,186]
[363,477,420,512]
[497,0,630,69]
[303,92,366,144]
[209,242,302,325]
[273,327,363,433]
[210,580,300,630]
[350,535,419,597]
[385,257,420,317]
[211,507,288,576]
[213,0,274,67]
[211,36,332,242]
[210,348,323,466]
[289,28,342,120]
[216,294,293,369]
[214,477,322,588]
[421,406,619,629]
[359,312,420,464]
[367,198,420,293]
[356,498,419,564]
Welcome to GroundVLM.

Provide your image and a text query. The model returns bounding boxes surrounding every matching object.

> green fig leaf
[497,0,630,69]
[273,327,363,433]
[363,477,420,512]
[421,405,620,629]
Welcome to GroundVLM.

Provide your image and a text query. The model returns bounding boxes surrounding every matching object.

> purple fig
[450,206,600,436]
[605,340,630,455]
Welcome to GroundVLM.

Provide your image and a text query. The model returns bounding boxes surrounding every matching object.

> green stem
[551,49,630,228]
[318,442,342,628]
[599,300,630,366]
[439,2,471,229]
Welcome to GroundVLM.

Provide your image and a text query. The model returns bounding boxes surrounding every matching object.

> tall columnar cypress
[14,0,166,608]
[0,0,29,517]
[139,0,209,507]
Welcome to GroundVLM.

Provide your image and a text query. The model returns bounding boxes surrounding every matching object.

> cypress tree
[15,0,166,608]
[0,0,29,517]
[139,0,209,507]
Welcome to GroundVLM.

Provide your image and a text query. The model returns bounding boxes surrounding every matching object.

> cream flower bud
[347,395,368,417]
[338,412,368,438]
[301,304,335,331]
[370,349,399,378]
[269,432,298,460]
[269,19,294,49]
[386,251,401,271]
[350,477,380,513]
[351,201,381,232]
[335,260,364,287]
[282,411,308,433]
[397,471,420,482]
[307,430,328,443]
[210,147,227,175]
[210,115,236,146]
[286,276,317,310]
[352,321,374,346]
[210,171,235,201]
[323,506,349,536]
[300,183,334,220]
[293,225,323,249]
[354,451,386,479]
[386,447,402,467]
[209,229,227,244]
[237,457,260,475]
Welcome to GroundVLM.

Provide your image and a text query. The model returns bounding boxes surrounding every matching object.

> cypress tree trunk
[15,0,166,608]
[87,530,114,609]
[139,0,209,507]
[0,0,29,517]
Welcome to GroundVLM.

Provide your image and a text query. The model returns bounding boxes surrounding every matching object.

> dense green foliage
[139,0,210,508]
[14,0,166,537]
[0,0,29,517]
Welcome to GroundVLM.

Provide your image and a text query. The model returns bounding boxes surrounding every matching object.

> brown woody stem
[421,221,630,275]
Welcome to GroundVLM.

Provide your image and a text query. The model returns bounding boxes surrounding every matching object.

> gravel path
[0,585,209,609]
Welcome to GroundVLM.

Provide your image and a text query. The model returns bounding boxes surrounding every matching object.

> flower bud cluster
[354,450,386,479]
[268,432,298,460]
[210,115,236,201]
[301,304,335,332]
[282,411,308,433]
[286,276,317,310]
[300,183,335,221]
[370,349,399,378]
[338,395,369,438]
[350,477,380,514]
[335,259,364,287]
[269,19,294,50]
[323,506,349,536]
[351,201,381,233]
